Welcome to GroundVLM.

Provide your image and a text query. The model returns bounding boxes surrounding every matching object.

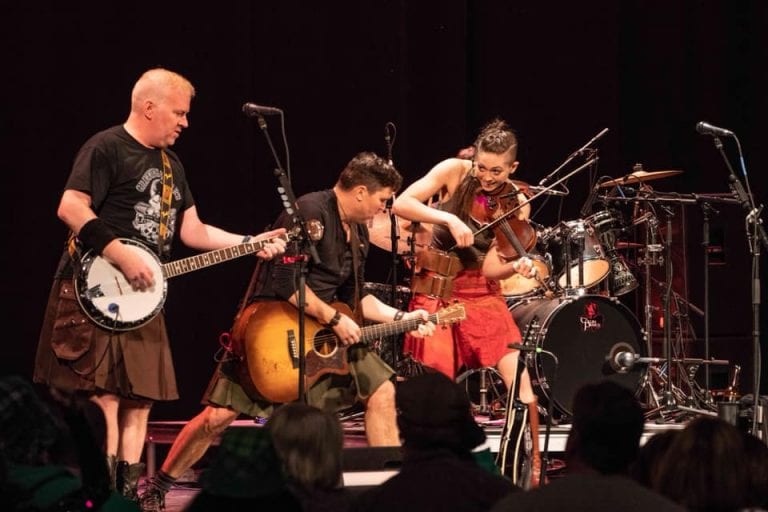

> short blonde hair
[131,68,195,111]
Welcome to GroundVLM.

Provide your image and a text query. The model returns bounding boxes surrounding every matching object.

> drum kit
[368,166,737,422]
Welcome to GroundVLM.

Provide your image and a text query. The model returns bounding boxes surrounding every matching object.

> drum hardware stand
[701,201,715,403]
[660,206,679,413]
[457,366,506,417]
[560,223,588,298]
[647,206,714,421]
[610,343,727,419]
[636,205,663,409]
[641,357,727,420]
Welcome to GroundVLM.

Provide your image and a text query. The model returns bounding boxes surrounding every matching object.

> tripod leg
[479,368,489,414]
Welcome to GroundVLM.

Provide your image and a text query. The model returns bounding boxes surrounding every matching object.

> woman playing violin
[393,119,542,483]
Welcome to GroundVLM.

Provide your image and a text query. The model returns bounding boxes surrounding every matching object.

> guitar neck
[162,235,286,278]
[360,311,440,342]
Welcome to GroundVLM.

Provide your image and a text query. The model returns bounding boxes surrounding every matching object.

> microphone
[607,342,637,373]
[242,102,283,117]
[526,185,568,197]
[384,122,395,165]
[579,182,601,217]
[696,121,733,138]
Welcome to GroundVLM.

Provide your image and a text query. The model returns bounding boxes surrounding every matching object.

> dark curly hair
[336,152,403,194]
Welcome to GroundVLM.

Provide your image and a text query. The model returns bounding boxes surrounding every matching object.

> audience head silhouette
[565,380,644,474]
[396,372,485,453]
[266,402,345,491]
[653,416,751,511]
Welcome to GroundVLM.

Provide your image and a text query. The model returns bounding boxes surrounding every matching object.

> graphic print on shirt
[132,166,180,253]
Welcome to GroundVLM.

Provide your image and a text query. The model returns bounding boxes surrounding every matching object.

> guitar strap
[349,223,364,325]
[158,150,174,259]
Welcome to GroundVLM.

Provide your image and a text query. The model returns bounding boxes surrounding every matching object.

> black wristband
[393,310,405,321]
[78,218,117,255]
[323,310,342,328]
[242,235,252,243]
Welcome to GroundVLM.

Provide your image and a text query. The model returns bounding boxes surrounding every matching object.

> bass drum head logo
[580,301,603,332]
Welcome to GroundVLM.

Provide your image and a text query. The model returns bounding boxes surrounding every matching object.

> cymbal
[368,211,432,254]
[599,170,683,188]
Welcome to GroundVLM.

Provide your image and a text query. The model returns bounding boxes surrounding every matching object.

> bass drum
[509,295,646,419]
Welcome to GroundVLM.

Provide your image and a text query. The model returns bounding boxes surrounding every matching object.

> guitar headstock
[435,302,466,325]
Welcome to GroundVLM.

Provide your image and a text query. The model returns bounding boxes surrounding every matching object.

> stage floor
[145,416,686,474]
[145,416,686,511]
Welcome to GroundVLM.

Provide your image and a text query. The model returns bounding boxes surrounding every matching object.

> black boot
[116,461,145,501]
[138,470,175,512]
[139,485,166,512]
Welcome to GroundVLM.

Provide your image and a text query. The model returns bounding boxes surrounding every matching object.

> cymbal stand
[701,200,716,403]
[636,200,663,410]
[660,206,676,411]
[647,206,711,421]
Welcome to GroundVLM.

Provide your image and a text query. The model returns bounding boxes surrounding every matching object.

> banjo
[74,224,318,331]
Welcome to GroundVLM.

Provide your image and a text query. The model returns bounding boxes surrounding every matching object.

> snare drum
[499,252,552,299]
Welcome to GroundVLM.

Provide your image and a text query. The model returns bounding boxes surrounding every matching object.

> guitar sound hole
[314,329,339,356]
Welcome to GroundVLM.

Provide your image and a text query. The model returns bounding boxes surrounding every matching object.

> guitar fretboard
[162,236,287,278]
[360,311,442,342]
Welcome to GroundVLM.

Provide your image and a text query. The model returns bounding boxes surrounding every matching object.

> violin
[470,181,537,260]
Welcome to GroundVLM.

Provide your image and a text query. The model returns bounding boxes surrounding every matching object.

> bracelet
[393,311,405,321]
[242,235,252,243]
[323,310,342,328]
[78,218,117,255]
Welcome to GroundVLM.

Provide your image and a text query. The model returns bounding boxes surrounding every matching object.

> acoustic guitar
[235,300,466,403]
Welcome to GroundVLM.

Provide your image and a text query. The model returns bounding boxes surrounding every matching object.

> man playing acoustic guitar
[139,152,441,511]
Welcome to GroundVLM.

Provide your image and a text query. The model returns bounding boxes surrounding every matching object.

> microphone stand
[710,135,768,436]
[661,208,676,412]
[250,113,320,404]
[384,122,401,370]
[701,201,715,402]
[388,199,400,369]
[538,350,558,488]
[538,128,609,187]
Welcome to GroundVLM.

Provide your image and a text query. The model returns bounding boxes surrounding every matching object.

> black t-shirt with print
[56,125,195,275]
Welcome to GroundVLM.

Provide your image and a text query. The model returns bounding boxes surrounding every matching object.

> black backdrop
[4,1,767,419]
